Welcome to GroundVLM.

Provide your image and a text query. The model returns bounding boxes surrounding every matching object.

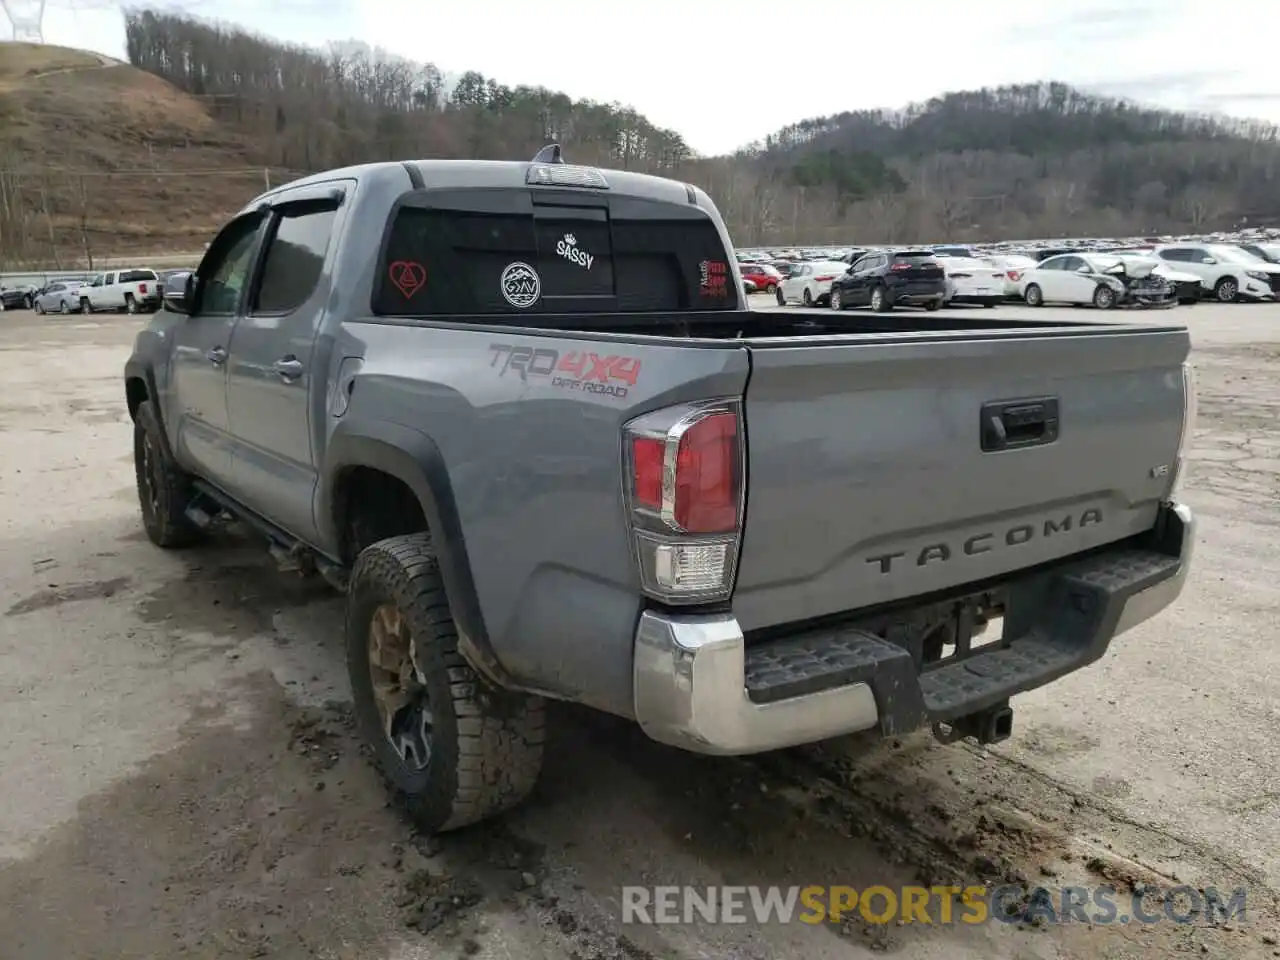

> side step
[186,481,350,592]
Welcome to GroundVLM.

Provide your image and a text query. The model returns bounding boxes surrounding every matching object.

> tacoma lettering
[867,508,1104,574]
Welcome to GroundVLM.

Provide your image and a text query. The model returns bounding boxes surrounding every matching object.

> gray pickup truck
[124,149,1197,832]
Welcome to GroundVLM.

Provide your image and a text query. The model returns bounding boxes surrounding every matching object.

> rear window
[373,190,736,317]
[119,270,157,282]
[892,251,938,263]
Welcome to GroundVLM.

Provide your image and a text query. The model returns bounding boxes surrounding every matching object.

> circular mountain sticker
[501,262,541,308]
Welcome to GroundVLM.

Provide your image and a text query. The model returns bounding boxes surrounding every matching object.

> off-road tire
[346,533,546,833]
[133,400,202,548]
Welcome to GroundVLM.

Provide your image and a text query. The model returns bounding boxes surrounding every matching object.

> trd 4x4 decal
[489,343,642,399]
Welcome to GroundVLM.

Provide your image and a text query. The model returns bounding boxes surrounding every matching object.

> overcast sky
[25,0,1280,155]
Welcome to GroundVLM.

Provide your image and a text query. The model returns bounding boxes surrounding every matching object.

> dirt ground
[0,302,1277,960]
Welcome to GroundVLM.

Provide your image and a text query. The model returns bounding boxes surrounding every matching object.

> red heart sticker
[389,261,426,298]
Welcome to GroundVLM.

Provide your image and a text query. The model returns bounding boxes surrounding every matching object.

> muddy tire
[133,400,202,548]
[346,533,545,833]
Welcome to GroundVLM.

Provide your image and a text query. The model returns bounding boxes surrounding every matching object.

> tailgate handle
[981,397,1059,452]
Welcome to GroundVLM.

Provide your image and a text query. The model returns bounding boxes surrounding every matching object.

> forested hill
[115,11,1280,244]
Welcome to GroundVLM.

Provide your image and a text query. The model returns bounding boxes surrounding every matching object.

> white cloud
[27,0,1280,156]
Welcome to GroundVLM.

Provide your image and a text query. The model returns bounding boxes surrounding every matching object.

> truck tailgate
[732,326,1190,632]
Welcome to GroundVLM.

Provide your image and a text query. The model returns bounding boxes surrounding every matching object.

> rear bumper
[633,501,1194,755]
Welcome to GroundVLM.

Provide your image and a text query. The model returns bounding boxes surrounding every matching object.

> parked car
[0,284,35,311]
[79,268,164,314]
[829,249,947,311]
[739,262,783,293]
[33,280,85,314]
[984,254,1039,299]
[1234,242,1280,264]
[940,257,1006,307]
[1154,244,1280,302]
[1109,252,1201,305]
[1021,254,1176,309]
[125,151,1195,833]
[775,260,847,307]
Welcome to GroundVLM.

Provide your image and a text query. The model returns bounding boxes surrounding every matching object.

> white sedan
[941,257,1006,307]
[985,254,1039,298]
[775,260,848,307]
[1018,253,1164,308]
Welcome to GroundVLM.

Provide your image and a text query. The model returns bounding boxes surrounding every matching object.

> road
[0,302,1277,959]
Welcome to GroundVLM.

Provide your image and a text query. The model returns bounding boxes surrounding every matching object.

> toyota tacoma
[124,147,1197,832]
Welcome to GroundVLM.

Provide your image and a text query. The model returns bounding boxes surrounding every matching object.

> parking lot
[0,300,1277,959]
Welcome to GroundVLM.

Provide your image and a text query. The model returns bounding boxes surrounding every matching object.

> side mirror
[163,271,194,315]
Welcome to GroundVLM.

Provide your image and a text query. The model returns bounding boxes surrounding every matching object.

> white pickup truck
[78,269,163,314]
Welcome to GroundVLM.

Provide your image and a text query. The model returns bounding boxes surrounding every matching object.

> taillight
[815,275,835,282]
[1008,270,1021,281]
[889,262,913,272]
[623,400,744,604]
[138,283,148,294]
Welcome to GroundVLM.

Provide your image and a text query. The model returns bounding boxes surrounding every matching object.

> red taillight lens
[623,400,744,603]
[890,263,912,271]
[631,436,665,510]
[815,275,835,282]
[1008,270,1021,281]
[674,411,738,533]
[139,283,148,294]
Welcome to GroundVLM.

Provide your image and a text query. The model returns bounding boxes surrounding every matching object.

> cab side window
[251,206,338,314]
[199,218,262,315]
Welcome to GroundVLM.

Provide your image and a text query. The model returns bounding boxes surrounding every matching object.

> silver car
[33,281,85,315]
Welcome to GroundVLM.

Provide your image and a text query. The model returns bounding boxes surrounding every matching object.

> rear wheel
[124,294,138,315]
[34,301,44,315]
[830,288,843,310]
[1024,284,1043,307]
[802,289,813,307]
[765,282,777,294]
[924,298,941,312]
[870,285,892,312]
[346,533,545,833]
[59,300,71,314]
[80,298,91,314]
[775,286,785,306]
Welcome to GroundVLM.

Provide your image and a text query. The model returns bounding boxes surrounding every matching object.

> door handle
[273,356,304,380]
[206,346,227,365]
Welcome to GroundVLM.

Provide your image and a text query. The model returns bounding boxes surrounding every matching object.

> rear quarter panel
[335,321,749,717]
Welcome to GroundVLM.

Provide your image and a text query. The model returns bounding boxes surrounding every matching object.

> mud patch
[0,674,416,959]
[135,537,332,639]
[6,575,130,616]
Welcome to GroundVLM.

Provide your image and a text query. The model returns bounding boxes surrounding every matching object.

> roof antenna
[532,143,564,164]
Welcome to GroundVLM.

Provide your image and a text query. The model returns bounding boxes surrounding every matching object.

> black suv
[829,250,946,312]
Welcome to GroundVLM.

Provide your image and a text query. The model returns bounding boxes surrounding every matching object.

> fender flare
[320,418,502,681]
[123,358,177,463]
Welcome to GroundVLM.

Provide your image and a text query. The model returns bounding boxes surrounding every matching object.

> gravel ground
[0,301,1277,959]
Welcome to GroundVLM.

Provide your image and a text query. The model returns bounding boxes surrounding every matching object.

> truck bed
[415,307,1184,343]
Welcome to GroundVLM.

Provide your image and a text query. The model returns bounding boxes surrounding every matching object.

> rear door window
[373,189,735,316]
